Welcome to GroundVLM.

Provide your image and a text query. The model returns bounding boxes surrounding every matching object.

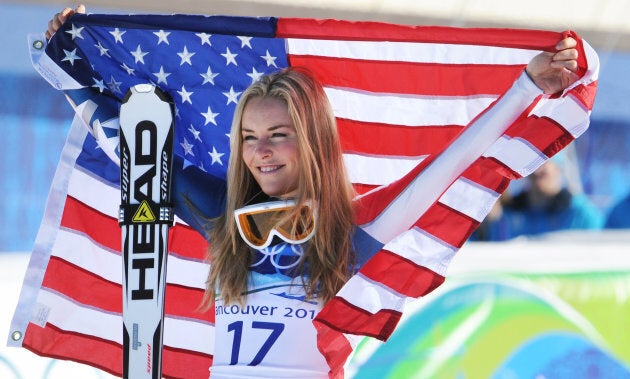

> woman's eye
[242,135,256,142]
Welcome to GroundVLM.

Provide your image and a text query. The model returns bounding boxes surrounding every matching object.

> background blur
[1,1,629,378]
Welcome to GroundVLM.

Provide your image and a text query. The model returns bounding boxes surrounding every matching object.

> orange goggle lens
[234,200,316,249]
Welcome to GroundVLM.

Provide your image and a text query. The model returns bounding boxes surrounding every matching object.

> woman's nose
[254,138,272,157]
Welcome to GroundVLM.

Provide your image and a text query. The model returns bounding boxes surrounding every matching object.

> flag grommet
[32,39,44,50]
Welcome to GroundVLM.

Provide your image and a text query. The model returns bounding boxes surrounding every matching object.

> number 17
[227,321,285,366]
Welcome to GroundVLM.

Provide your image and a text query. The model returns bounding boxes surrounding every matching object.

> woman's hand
[526,37,580,94]
[46,4,86,40]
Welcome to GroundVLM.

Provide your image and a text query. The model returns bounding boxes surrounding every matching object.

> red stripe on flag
[315,296,401,340]
[416,202,478,248]
[338,118,462,157]
[289,54,524,96]
[505,116,575,157]
[570,81,598,110]
[277,18,562,50]
[462,159,513,192]
[476,156,525,182]
[165,284,214,323]
[23,323,213,379]
[313,324,351,379]
[162,345,214,379]
[169,223,208,261]
[61,196,120,252]
[24,322,122,377]
[351,183,378,196]
[61,195,209,261]
[41,256,213,322]
[42,256,122,313]
[359,250,445,297]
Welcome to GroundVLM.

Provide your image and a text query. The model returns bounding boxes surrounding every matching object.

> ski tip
[133,83,156,93]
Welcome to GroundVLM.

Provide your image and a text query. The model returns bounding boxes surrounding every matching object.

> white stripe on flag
[383,228,457,277]
[52,229,120,282]
[325,86,497,126]
[68,167,119,218]
[336,274,407,315]
[37,289,214,354]
[37,288,120,342]
[343,153,426,186]
[531,95,591,137]
[52,229,209,289]
[166,256,209,289]
[483,135,546,177]
[164,316,214,355]
[286,38,539,65]
[439,177,500,222]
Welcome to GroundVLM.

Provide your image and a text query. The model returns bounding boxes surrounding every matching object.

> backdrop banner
[348,233,630,378]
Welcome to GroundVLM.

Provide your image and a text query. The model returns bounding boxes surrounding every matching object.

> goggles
[234,200,316,249]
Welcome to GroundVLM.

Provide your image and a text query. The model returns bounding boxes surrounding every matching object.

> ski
[119,84,174,379]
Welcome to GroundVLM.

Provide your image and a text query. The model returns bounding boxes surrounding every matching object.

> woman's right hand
[46,4,86,40]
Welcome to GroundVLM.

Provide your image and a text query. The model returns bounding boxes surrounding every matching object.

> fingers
[550,58,578,73]
[552,37,579,73]
[46,7,71,39]
[556,36,577,51]
[45,5,86,40]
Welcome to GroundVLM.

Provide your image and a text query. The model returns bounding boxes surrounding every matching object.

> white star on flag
[237,36,253,48]
[261,50,278,67]
[120,63,135,75]
[196,32,212,46]
[181,138,195,156]
[61,49,81,65]
[223,86,242,105]
[154,30,171,45]
[92,78,107,93]
[131,45,148,64]
[66,24,85,40]
[153,66,171,85]
[178,46,196,66]
[221,47,238,66]
[94,41,110,57]
[188,124,202,142]
[247,67,264,83]
[200,67,219,85]
[107,75,122,94]
[201,106,219,126]
[109,28,125,43]
[208,146,225,165]
[178,86,194,104]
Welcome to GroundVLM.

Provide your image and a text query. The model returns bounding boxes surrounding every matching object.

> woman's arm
[171,155,227,235]
[353,35,596,258]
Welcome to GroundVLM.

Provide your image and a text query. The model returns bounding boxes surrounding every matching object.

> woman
[47,5,586,378]
[199,67,357,378]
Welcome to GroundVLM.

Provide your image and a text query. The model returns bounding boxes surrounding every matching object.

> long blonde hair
[203,68,356,306]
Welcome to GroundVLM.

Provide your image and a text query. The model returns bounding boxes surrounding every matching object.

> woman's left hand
[526,37,580,94]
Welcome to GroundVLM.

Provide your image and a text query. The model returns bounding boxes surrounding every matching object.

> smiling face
[241,96,301,199]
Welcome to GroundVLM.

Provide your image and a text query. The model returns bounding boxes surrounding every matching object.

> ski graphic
[119,84,174,379]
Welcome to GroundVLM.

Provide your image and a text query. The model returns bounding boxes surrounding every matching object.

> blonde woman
[195,68,357,378]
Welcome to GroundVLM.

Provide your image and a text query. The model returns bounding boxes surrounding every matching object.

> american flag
[10,13,598,378]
